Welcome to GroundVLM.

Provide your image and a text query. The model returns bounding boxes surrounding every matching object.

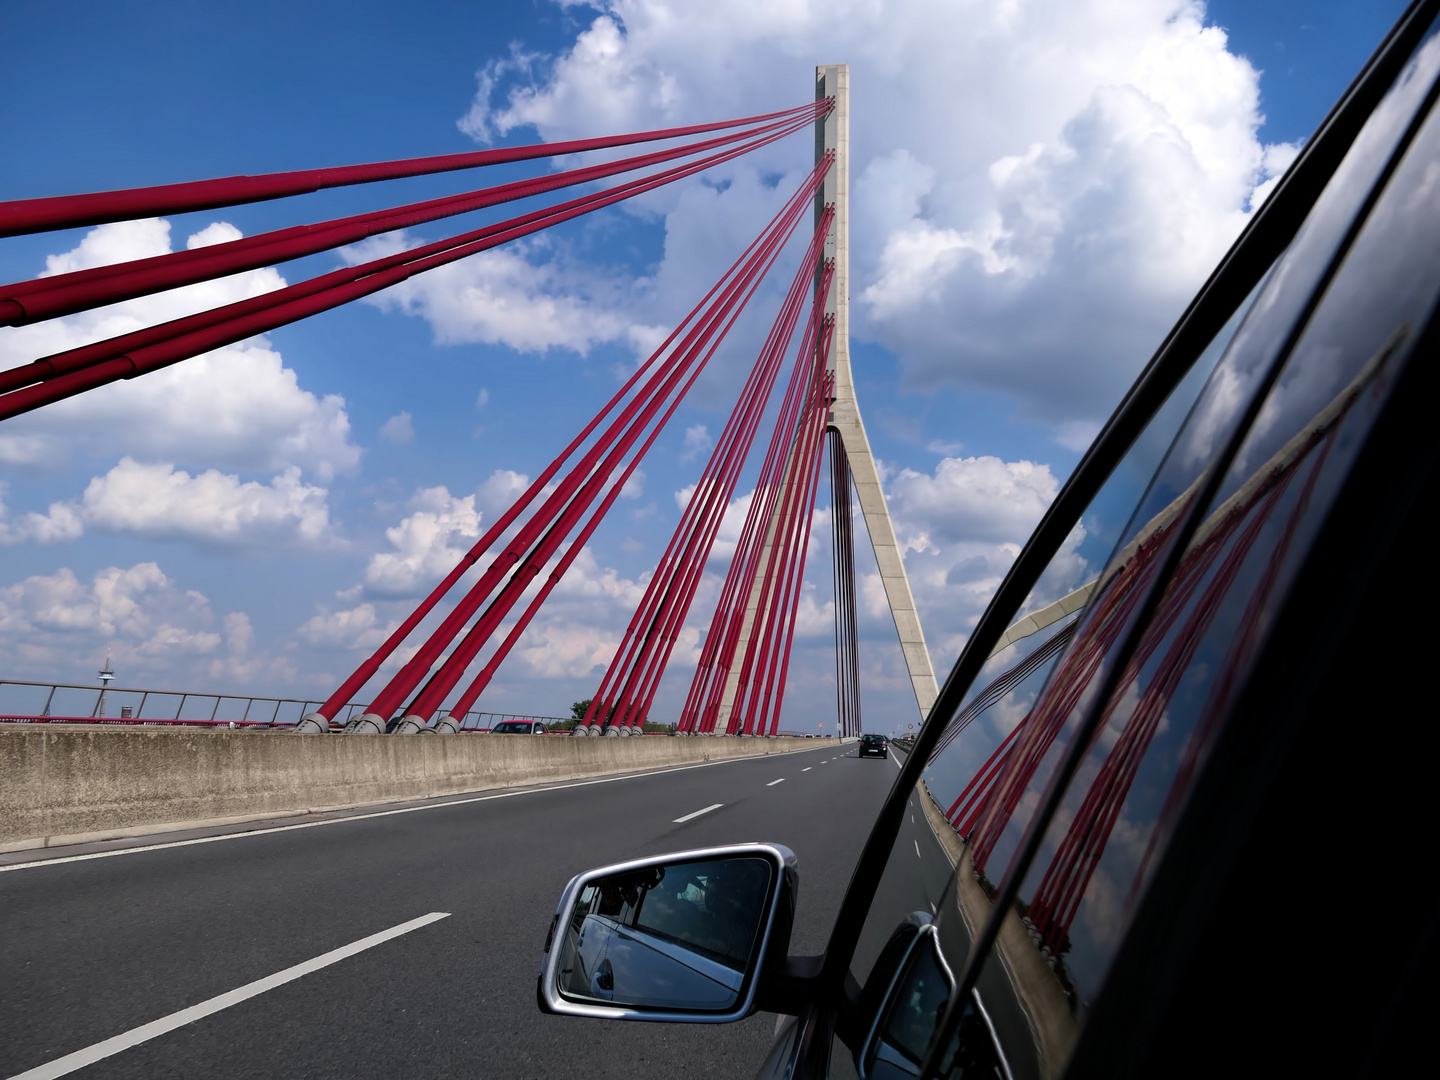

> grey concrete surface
[0,741,894,1079]
[0,728,819,851]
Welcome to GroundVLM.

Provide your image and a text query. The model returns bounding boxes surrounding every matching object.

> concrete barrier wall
[0,728,817,852]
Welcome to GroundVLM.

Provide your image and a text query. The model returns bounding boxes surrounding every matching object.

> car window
[931,30,1440,1078]
[832,254,1267,1080]
[836,29,1440,1075]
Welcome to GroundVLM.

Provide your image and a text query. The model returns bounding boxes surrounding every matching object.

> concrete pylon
[817,63,937,722]
[716,65,937,729]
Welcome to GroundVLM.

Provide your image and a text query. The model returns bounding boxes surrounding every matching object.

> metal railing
[0,678,573,732]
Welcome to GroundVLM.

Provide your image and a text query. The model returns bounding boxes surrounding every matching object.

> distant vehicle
[858,733,888,759]
[538,9,1440,1076]
[491,720,547,734]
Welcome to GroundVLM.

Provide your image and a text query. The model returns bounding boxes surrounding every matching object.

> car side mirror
[538,843,796,1022]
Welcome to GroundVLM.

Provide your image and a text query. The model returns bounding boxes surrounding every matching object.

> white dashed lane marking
[673,803,724,824]
[766,779,785,787]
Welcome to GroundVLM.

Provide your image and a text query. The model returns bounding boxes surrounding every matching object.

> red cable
[376,160,827,724]
[0,131,820,421]
[409,182,809,722]
[0,109,821,326]
[0,100,830,237]
[591,208,833,731]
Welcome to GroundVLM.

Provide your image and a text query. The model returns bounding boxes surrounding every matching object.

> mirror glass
[556,855,774,1012]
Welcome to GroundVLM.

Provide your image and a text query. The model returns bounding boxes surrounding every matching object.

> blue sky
[0,0,1409,731]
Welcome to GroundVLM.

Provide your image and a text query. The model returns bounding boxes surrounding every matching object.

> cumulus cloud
[2,458,339,550]
[874,453,1072,655]
[380,411,416,444]
[72,458,338,548]
[362,485,484,597]
[0,562,276,684]
[0,220,361,479]
[299,602,397,651]
[458,0,1291,433]
[359,235,656,355]
[0,485,83,545]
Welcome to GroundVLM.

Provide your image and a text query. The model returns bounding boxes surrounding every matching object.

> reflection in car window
[844,26,1440,1078]
[935,25,1440,1076]
[965,27,1440,895]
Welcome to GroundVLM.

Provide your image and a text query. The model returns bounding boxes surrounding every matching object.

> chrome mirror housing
[538,843,797,1023]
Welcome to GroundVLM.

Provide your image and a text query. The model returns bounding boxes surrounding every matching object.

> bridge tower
[714,65,938,730]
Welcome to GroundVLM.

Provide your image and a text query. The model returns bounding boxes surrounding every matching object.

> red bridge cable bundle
[581,205,836,734]
[678,301,828,734]
[0,105,827,327]
[304,153,831,725]
[0,125,820,421]
[381,167,823,728]
[0,100,829,238]
[680,295,836,736]
[307,155,832,728]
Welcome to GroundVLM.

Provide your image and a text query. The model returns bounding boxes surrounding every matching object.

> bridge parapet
[0,727,811,853]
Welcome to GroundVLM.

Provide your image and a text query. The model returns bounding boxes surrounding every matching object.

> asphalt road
[1,741,901,1080]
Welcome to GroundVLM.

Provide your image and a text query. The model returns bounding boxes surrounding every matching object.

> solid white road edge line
[5,912,451,1080]
[766,779,785,787]
[673,803,724,823]
[2,746,830,874]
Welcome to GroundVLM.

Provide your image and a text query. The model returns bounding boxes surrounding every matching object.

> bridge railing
[0,679,571,732]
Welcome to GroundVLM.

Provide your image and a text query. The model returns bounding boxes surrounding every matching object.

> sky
[0,0,1411,732]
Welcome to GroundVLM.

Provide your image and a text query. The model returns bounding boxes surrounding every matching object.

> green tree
[571,699,592,720]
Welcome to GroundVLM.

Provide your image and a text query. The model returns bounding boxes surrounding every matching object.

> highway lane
[1,740,898,1079]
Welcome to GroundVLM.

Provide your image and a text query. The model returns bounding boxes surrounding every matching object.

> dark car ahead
[859,734,888,759]
[537,5,1440,1077]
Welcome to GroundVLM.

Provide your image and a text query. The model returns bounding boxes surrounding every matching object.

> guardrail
[0,678,571,732]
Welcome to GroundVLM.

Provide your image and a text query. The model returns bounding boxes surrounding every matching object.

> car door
[764,7,1440,1076]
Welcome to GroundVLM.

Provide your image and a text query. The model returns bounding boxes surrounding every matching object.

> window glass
[967,28,1440,892]
[841,23,1440,1079]
[839,172,1267,1080]
[946,25,1440,1076]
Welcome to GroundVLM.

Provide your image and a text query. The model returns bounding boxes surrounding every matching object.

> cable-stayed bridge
[0,66,934,741]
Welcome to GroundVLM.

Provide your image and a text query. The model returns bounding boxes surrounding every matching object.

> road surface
[1,740,901,1079]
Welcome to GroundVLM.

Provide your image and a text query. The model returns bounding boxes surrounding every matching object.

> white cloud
[0,485,83,545]
[380,411,415,445]
[888,455,1059,547]
[681,424,711,461]
[363,237,637,354]
[66,458,338,548]
[476,468,531,515]
[619,468,644,499]
[299,602,397,651]
[362,485,483,597]
[458,0,1290,428]
[0,562,276,685]
[0,220,361,479]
